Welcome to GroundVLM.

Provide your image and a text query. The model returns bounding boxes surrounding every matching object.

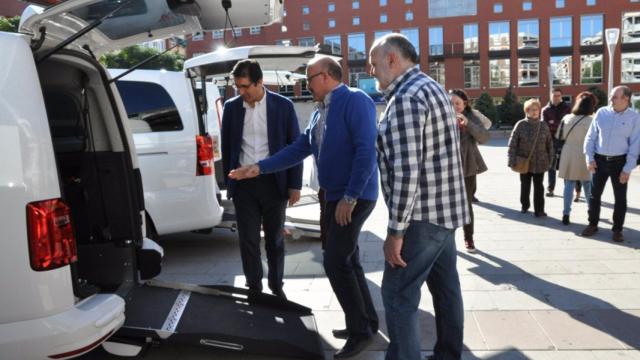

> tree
[474,92,497,127]
[587,85,607,110]
[0,16,20,33]
[100,45,184,71]
[496,86,525,127]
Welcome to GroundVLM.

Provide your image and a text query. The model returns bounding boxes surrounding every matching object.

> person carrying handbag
[508,99,554,217]
[556,92,596,225]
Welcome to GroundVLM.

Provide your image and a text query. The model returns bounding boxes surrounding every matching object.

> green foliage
[474,92,497,127]
[586,85,607,110]
[496,86,525,126]
[0,16,20,33]
[100,45,184,71]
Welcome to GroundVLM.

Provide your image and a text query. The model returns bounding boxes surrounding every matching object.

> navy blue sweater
[259,85,378,202]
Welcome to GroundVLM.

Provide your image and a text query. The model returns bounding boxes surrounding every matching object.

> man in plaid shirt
[370,34,470,360]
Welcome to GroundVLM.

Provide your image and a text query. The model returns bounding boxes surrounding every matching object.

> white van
[0,1,322,360]
[108,69,224,238]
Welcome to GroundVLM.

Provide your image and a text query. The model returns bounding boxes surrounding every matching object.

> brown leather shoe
[612,231,624,242]
[581,225,599,237]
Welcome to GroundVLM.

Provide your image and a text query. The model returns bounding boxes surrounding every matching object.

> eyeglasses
[306,72,325,83]
[233,82,255,90]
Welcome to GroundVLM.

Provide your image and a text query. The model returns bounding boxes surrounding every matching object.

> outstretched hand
[229,164,260,180]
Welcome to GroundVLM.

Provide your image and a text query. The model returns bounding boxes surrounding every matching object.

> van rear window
[116,81,183,133]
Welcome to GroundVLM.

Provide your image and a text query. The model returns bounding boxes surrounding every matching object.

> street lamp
[605,28,620,96]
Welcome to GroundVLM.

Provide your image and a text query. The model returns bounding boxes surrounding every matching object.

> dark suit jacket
[221,89,303,199]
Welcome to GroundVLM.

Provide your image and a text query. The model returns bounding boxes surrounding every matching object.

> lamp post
[605,28,620,96]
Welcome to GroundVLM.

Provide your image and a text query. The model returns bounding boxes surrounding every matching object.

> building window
[212,30,223,39]
[556,0,565,8]
[494,3,503,13]
[275,39,291,46]
[353,17,360,26]
[490,59,510,88]
[622,12,640,44]
[380,0,388,6]
[429,26,444,55]
[406,11,414,21]
[429,62,446,86]
[518,58,539,87]
[551,55,572,85]
[299,37,315,47]
[250,26,261,35]
[622,52,640,83]
[581,54,603,84]
[233,28,242,37]
[303,22,310,31]
[464,60,481,88]
[192,32,203,41]
[349,68,367,88]
[324,35,342,55]
[328,19,336,28]
[328,3,335,12]
[353,0,360,9]
[518,19,539,49]
[464,23,479,53]
[523,1,532,11]
[302,6,309,15]
[380,14,388,23]
[550,17,572,47]
[348,33,366,60]
[489,21,510,51]
[587,0,596,5]
[428,0,477,18]
[401,28,420,54]
[375,30,392,42]
[581,14,603,45]
[406,0,413,3]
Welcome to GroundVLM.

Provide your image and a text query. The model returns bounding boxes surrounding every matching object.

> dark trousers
[547,167,557,192]
[520,172,545,213]
[318,188,327,250]
[588,156,628,231]
[233,175,288,292]
[324,199,378,338]
[463,176,476,241]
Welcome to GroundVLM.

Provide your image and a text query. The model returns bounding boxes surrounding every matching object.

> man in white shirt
[221,60,303,299]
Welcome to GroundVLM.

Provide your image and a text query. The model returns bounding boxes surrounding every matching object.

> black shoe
[271,288,287,300]
[332,329,349,339]
[534,212,547,218]
[520,207,529,214]
[546,191,554,197]
[472,196,479,203]
[562,215,570,225]
[334,336,372,359]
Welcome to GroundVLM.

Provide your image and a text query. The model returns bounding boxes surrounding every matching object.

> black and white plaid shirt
[377,66,470,237]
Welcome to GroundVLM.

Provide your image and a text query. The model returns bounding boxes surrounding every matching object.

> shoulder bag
[511,122,542,174]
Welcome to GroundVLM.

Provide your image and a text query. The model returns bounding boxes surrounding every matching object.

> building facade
[0,1,26,17]
[188,0,640,106]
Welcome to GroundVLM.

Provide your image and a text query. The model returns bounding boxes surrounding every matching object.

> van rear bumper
[0,294,125,360]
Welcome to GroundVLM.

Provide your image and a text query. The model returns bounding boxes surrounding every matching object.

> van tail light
[27,199,77,272]
[196,134,214,176]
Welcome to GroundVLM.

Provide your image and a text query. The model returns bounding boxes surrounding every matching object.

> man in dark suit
[221,60,303,299]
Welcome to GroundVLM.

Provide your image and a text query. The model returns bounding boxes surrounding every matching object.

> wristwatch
[343,195,358,206]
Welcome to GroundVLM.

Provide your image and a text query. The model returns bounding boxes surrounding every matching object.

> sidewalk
[84,138,640,360]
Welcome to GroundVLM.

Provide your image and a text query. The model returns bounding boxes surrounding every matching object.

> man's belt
[595,153,626,161]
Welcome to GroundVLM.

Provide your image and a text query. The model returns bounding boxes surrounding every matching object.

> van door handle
[137,151,169,156]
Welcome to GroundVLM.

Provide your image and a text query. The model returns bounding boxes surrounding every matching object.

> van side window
[116,81,183,133]
[43,91,86,153]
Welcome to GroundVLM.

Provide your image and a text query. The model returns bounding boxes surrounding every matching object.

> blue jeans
[382,222,463,360]
[563,180,591,216]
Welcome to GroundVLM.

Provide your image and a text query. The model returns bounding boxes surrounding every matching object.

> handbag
[511,122,542,174]
[553,115,586,170]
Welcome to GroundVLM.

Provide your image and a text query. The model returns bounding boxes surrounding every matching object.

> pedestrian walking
[542,88,571,197]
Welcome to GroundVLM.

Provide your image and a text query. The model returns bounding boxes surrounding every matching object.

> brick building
[188,0,640,106]
[0,1,26,17]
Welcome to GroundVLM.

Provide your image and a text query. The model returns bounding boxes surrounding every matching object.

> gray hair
[371,33,419,64]
[612,85,632,99]
[308,56,343,81]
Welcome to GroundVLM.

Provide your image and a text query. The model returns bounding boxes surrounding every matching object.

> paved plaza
[83,137,640,360]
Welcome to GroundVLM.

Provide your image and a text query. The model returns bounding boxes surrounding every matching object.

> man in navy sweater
[229,56,379,359]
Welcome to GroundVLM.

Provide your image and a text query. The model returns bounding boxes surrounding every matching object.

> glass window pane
[348,33,366,60]
[299,37,315,47]
[580,54,603,84]
[429,62,446,86]
[518,57,539,87]
[406,11,414,21]
[353,0,360,9]
[551,55,572,85]
[621,52,640,83]
[622,12,640,44]
[464,60,481,88]
[302,6,309,15]
[556,0,565,7]
[428,0,477,18]
[375,30,392,42]
[489,21,510,51]
[551,17,572,47]
[116,81,183,133]
[380,14,388,23]
[581,14,603,45]
[429,26,444,55]
[518,19,539,49]
[494,3,503,13]
[401,28,420,55]
[324,35,342,55]
[328,3,335,12]
[353,17,360,26]
[464,23,479,53]
[328,19,336,28]
[523,1,532,11]
[490,59,510,88]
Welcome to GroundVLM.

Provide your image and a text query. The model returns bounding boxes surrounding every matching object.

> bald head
[306,56,343,101]
[308,56,343,82]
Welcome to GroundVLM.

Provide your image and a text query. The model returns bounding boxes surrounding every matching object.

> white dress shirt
[239,90,269,166]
